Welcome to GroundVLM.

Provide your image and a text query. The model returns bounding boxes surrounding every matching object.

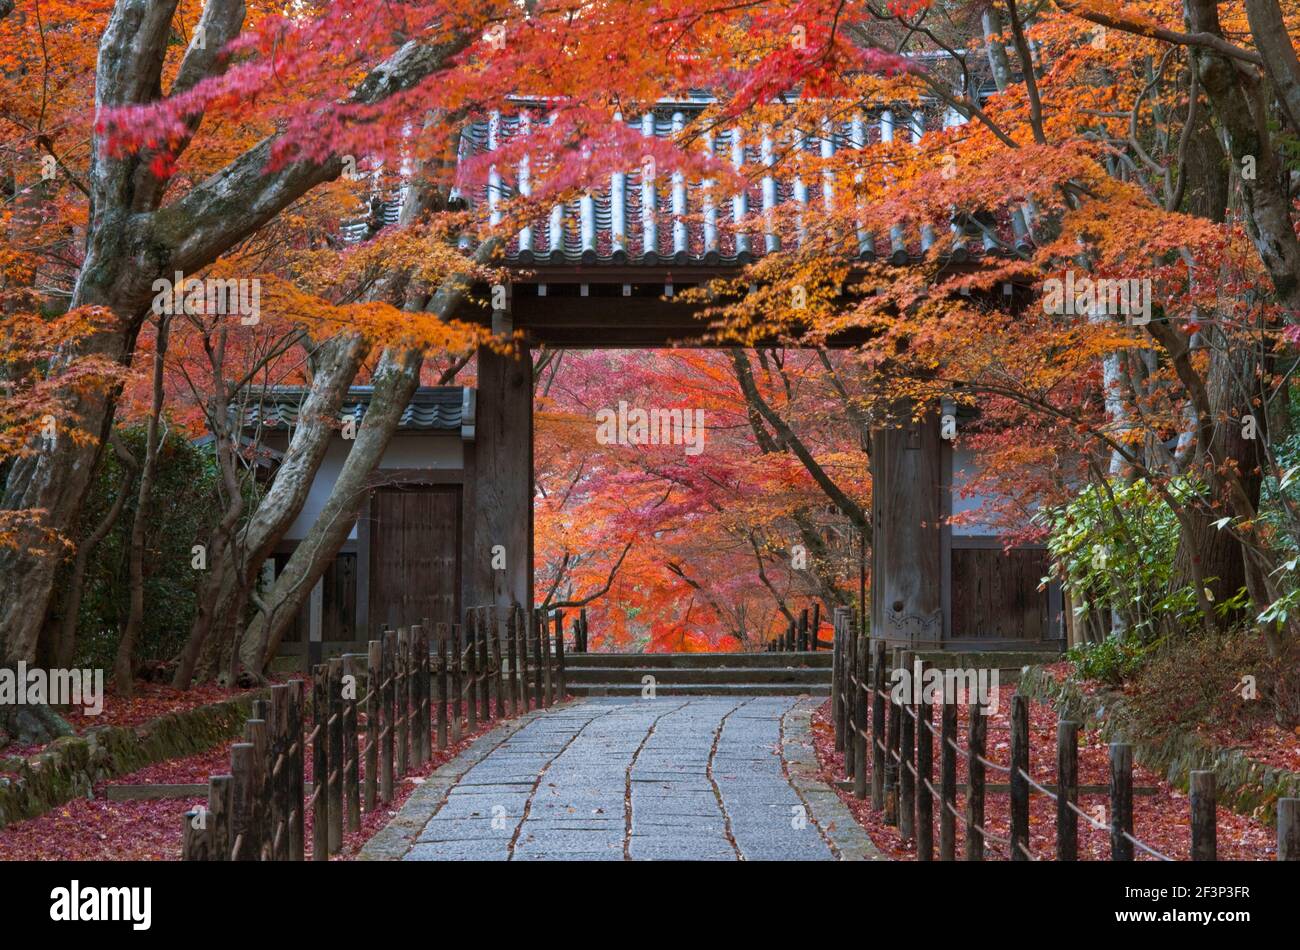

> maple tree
[0,0,911,702]
[534,347,868,651]
[3,0,1300,721]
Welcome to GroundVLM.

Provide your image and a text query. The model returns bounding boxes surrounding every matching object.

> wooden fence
[181,605,573,861]
[765,603,822,652]
[830,607,1300,861]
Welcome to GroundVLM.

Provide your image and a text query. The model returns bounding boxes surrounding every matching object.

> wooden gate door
[370,485,461,632]
[950,544,1050,643]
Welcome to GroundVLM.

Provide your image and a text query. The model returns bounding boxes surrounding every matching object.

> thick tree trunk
[237,239,495,676]
[169,330,368,686]
[1170,324,1255,619]
[1,1,469,664]
[1186,0,1300,314]
[0,316,138,664]
[0,698,74,752]
[982,7,1014,93]
[0,0,246,665]
[239,347,425,673]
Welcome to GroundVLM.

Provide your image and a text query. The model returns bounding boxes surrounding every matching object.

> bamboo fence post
[518,610,530,712]
[843,623,856,778]
[1279,799,1300,860]
[182,810,211,861]
[381,631,396,803]
[853,631,868,800]
[407,626,421,764]
[245,717,270,860]
[1010,692,1029,861]
[208,773,233,861]
[409,626,423,766]
[1110,742,1134,861]
[408,629,423,764]
[532,609,544,709]
[810,602,820,650]
[506,608,518,716]
[939,696,957,861]
[477,609,491,722]
[465,617,479,731]
[490,609,506,718]
[342,654,361,832]
[451,623,464,742]
[365,640,381,811]
[831,613,843,752]
[884,652,901,826]
[1057,719,1078,861]
[268,684,291,860]
[554,610,567,700]
[917,662,933,861]
[420,623,433,762]
[541,612,554,707]
[798,608,809,651]
[966,700,986,861]
[232,741,257,861]
[899,652,915,843]
[436,623,450,749]
[870,638,886,809]
[311,667,328,860]
[1190,770,1216,861]
[395,628,410,776]
[326,657,344,854]
[287,680,305,861]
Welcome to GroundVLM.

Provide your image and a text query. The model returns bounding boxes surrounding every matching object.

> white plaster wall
[282,434,464,541]
[951,447,1001,536]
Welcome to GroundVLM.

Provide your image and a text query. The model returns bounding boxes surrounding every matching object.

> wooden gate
[370,485,461,633]
[950,544,1050,642]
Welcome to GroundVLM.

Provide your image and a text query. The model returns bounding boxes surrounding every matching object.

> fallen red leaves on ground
[0,695,559,861]
[811,693,1277,861]
[1039,661,1300,779]
[4,679,271,759]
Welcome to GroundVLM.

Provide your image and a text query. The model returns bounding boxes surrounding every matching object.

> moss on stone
[0,690,266,830]
[1018,665,1300,824]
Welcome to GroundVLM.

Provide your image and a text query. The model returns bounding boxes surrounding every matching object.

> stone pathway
[360,697,882,861]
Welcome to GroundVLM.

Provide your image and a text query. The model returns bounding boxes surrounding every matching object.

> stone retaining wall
[0,690,267,830]
[1018,665,1300,822]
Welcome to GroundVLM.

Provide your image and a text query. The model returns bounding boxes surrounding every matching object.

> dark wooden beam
[471,345,533,611]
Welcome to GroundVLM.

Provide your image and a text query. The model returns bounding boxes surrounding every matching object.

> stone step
[564,652,832,669]
[910,649,1061,669]
[565,666,830,685]
[568,683,831,697]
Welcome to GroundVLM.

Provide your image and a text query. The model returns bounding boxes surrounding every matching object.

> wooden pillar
[870,407,945,649]
[472,344,533,612]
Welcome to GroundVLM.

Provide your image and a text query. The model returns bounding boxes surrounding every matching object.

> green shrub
[1041,478,1191,643]
[59,425,220,670]
[1065,635,1153,686]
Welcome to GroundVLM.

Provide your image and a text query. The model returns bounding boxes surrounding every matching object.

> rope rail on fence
[182,604,578,861]
[827,607,1300,863]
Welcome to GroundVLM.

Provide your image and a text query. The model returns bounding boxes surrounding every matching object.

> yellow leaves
[258,278,489,354]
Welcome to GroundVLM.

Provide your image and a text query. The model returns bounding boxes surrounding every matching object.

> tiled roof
[239,386,475,437]
[344,98,1035,267]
